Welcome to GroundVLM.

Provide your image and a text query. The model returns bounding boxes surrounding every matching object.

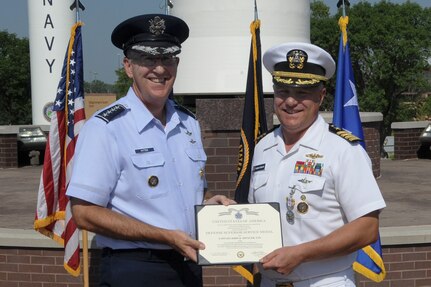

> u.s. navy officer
[66,14,234,287]
[248,42,386,286]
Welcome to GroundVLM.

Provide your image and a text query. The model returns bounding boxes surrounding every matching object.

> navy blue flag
[234,19,267,204]
[232,19,267,285]
[333,16,386,282]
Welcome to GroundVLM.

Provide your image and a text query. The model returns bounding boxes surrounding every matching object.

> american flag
[34,22,85,277]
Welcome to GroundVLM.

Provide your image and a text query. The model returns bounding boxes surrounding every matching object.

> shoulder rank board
[96,104,126,123]
[257,124,279,144]
[329,124,361,143]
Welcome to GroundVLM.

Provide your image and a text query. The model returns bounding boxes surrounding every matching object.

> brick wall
[0,135,18,168]
[362,122,382,178]
[356,244,431,287]
[393,128,423,160]
[391,121,430,160]
[2,244,431,286]
[203,131,241,200]
[0,247,97,287]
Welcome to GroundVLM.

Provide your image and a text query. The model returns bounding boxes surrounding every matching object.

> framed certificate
[195,203,283,265]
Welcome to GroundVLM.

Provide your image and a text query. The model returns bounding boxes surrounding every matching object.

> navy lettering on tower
[44,14,54,29]
[43,0,55,74]
[46,59,55,73]
[44,36,54,50]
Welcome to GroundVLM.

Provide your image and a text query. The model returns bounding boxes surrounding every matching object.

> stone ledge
[1,226,430,249]
[380,225,431,245]
[391,121,429,130]
[0,125,50,134]
[0,228,98,249]
[320,112,383,124]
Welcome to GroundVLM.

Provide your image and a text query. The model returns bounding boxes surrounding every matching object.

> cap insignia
[131,45,180,55]
[287,49,307,70]
[149,16,166,35]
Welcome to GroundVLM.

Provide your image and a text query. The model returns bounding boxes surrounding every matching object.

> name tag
[253,164,266,172]
[135,147,155,154]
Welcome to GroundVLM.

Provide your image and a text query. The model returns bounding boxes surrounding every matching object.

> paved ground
[0,158,430,230]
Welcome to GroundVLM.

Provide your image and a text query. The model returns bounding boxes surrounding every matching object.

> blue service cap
[263,42,336,87]
[111,14,189,56]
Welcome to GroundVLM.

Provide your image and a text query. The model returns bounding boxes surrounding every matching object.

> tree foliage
[0,31,31,125]
[311,0,431,138]
[84,79,114,93]
[349,1,431,134]
[114,67,132,98]
[310,1,339,111]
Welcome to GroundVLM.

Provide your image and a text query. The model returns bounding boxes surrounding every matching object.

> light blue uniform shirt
[67,88,207,249]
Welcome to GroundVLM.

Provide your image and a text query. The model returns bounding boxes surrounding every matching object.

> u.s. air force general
[66,13,234,287]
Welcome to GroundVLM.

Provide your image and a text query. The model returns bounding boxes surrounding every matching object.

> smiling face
[273,83,325,144]
[123,52,179,110]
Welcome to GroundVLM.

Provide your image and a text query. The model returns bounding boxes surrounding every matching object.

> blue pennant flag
[333,23,364,148]
[333,16,386,282]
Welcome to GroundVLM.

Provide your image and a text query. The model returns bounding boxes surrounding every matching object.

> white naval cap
[263,42,336,87]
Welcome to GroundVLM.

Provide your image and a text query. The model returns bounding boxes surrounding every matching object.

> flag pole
[76,0,90,282]
[165,0,173,15]
[342,0,346,17]
[82,230,89,287]
[71,1,89,286]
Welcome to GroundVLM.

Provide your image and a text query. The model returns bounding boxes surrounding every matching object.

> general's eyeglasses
[130,55,178,67]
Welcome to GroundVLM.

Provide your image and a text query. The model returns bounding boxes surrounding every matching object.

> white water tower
[170,0,310,95]
[28,0,75,125]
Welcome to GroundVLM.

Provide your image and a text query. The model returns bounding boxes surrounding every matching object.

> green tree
[113,67,132,98]
[310,1,431,140]
[84,79,114,93]
[348,1,431,137]
[311,0,339,111]
[420,96,431,120]
[0,31,31,124]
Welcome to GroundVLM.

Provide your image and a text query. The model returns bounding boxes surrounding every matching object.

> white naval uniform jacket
[248,115,386,283]
[67,88,207,250]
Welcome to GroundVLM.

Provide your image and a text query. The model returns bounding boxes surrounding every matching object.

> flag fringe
[34,211,66,246]
[236,129,250,189]
[34,228,64,246]
[64,262,81,277]
[338,16,349,47]
[232,265,254,284]
[251,19,261,142]
[34,212,66,228]
[353,245,386,282]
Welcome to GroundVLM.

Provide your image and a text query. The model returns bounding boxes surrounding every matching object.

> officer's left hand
[260,246,303,275]
[204,195,236,205]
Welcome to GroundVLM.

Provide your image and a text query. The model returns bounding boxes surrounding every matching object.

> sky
[1,0,430,84]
